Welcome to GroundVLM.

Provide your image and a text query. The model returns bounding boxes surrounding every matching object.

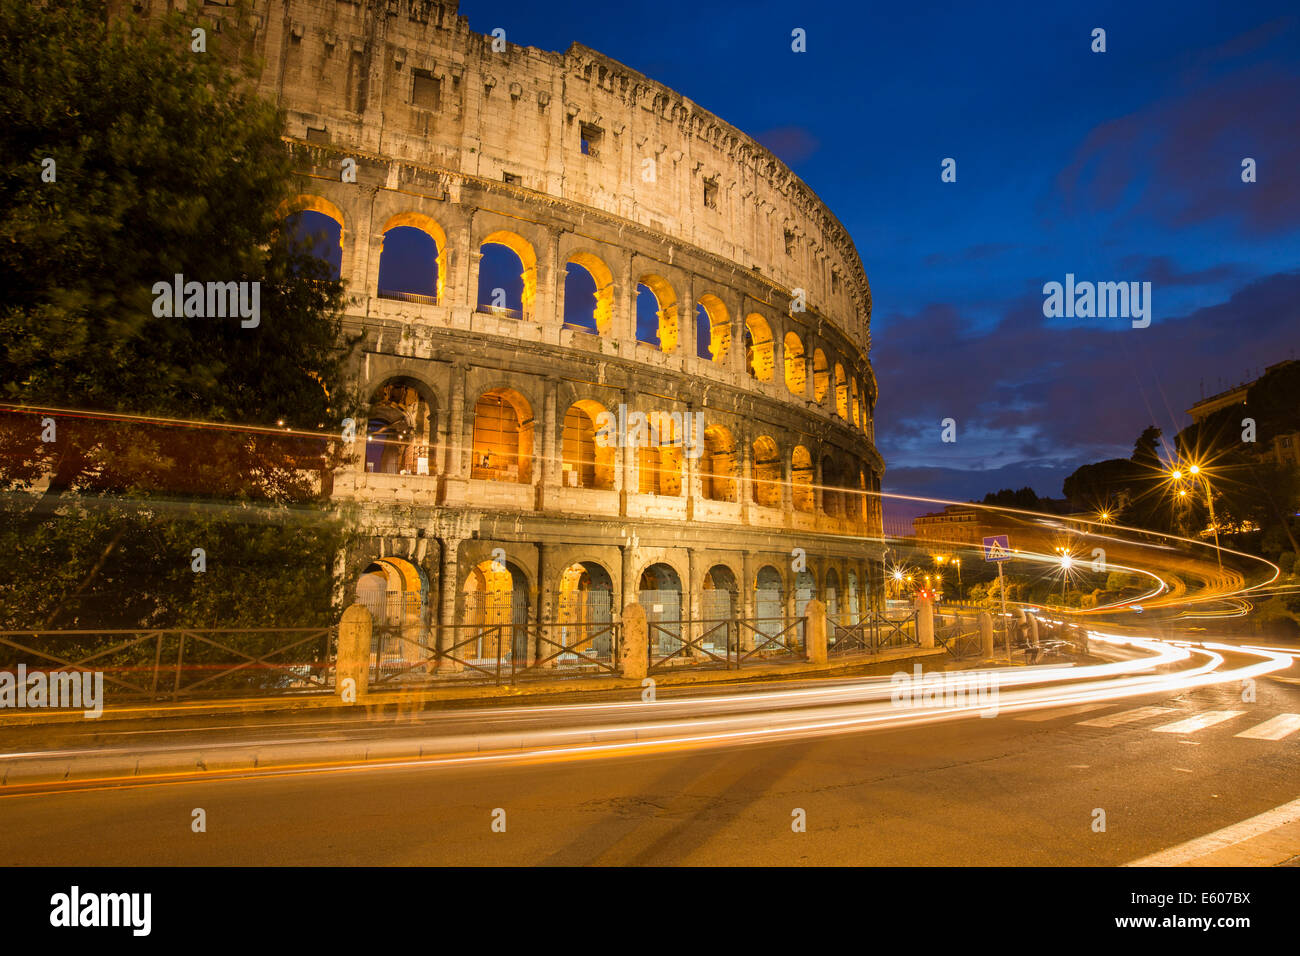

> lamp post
[1171,462,1223,571]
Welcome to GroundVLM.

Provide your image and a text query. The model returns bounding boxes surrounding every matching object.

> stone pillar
[979,611,994,659]
[804,336,818,404]
[684,548,698,656]
[805,598,827,665]
[683,404,696,519]
[537,376,558,510]
[740,435,753,521]
[732,309,748,378]
[620,389,638,513]
[813,453,824,515]
[619,255,638,346]
[437,536,464,671]
[621,602,648,680]
[534,542,550,666]
[447,362,468,478]
[917,594,935,648]
[620,544,636,623]
[1027,614,1039,646]
[337,603,372,702]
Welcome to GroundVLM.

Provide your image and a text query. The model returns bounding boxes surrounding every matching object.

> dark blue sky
[457,1,1300,521]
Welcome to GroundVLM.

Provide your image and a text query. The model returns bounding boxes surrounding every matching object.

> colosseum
[211,0,884,672]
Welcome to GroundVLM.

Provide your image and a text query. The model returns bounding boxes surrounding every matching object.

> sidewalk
[1128,796,1300,866]
[0,644,955,729]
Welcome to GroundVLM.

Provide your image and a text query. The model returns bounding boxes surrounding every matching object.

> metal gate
[640,588,682,656]
[700,589,737,655]
[462,590,529,666]
[556,588,614,661]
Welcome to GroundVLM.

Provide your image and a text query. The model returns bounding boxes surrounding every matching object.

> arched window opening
[471,389,533,483]
[377,226,438,303]
[791,446,814,513]
[561,401,616,490]
[751,436,782,507]
[784,332,806,394]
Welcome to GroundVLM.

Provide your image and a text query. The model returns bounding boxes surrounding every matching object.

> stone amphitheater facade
[187,0,886,659]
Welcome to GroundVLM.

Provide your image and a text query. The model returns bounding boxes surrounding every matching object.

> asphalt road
[1,644,1296,866]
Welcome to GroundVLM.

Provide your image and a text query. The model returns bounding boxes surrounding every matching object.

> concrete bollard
[917,595,935,648]
[805,599,828,664]
[621,603,648,681]
[337,603,372,703]
[979,611,994,659]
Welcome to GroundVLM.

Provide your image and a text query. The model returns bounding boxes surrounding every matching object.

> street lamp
[1169,461,1223,571]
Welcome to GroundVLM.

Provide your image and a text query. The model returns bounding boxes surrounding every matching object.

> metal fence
[829,610,921,657]
[0,627,336,703]
[647,616,805,674]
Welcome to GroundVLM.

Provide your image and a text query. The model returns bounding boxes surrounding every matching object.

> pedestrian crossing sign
[983,535,1011,561]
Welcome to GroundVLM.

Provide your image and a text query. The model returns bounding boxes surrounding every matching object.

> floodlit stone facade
[162,0,886,660]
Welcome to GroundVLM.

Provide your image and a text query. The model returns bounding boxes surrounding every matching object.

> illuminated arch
[745,313,775,382]
[564,252,614,334]
[471,388,534,484]
[834,362,848,419]
[365,377,437,476]
[479,230,538,319]
[637,412,682,496]
[380,212,448,304]
[813,349,829,402]
[791,445,814,513]
[561,400,616,490]
[701,424,737,502]
[462,557,530,662]
[784,332,806,395]
[696,293,731,364]
[751,435,781,507]
[851,377,861,427]
[822,454,846,518]
[636,274,679,351]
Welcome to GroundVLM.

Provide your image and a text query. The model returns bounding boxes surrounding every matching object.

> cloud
[873,270,1300,503]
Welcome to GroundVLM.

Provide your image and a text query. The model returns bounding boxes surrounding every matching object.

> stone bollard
[621,603,648,681]
[337,603,372,703]
[979,611,994,659]
[805,599,828,665]
[1027,615,1040,646]
[917,595,935,648]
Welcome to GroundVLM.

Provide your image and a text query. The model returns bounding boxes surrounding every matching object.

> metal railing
[647,617,805,674]
[369,620,623,686]
[830,610,921,657]
[0,627,336,703]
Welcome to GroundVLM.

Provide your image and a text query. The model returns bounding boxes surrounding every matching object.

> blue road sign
[982,535,1011,561]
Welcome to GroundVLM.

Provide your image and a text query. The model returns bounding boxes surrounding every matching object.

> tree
[0,1,358,631]
[0,0,357,510]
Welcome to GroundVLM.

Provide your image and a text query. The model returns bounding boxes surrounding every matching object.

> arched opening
[701,424,737,502]
[377,212,447,303]
[284,209,343,280]
[563,252,614,334]
[751,436,782,507]
[755,566,784,647]
[639,563,683,657]
[696,293,731,363]
[858,468,869,522]
[834,363,849,419]
[471,388,534,483]
[365,378,436,476]
[354,556,428,673]
[744,314,775,381]
[851,377,861,427]
[637,414,682,496]
[822,455,847,518]
[813,349,829,403]
[847,570,861,625]
[556,561,615,661]
[636,274,678,351]
[791,445,814,513]
[825,567,841,625]
[784,332,806,394]
[377,226,439,303]
[477,230,536,319]
[701,564,739,654]
[794,570,815,642]
[561,400,615,490]
[462,558,530,664]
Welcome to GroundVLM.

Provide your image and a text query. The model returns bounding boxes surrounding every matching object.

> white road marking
[1235,713,1300,741]
[1152,710,1244,735]
[1078,706,1178,728]
[1015,703,1112,722]
[1128,795,1300,866]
